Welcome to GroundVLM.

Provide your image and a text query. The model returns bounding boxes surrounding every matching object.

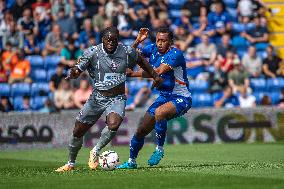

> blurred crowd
[0,0,284,113]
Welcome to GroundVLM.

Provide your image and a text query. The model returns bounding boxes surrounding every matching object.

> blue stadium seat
[0,83,10,97]
[250,78,267,92]
[31,83,50,96]
[253,92,267,104]
[232,36,249,50]
[26,55,44,69]
[188,80,209,93]
[47,69,57,81]
[31,69,47,82]
[255,42,268,51]
[11,83,31,97]
[253,92,280,105]
[271,92,281,105]
[44,55,61,69]
[31,96,48,110]
[192,93,213,108]
[267,78,284,92]
[224,0,237,8]
[13,96,24,111]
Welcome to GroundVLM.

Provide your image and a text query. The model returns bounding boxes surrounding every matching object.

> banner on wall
[0,107,284,150]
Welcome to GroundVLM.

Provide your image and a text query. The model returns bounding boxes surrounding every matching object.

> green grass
[0,143,284,189]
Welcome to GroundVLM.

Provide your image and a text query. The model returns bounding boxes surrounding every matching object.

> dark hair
[101,26,119,38]
[157,27,174,42]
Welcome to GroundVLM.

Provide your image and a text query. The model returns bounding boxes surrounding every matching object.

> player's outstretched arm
[136,54,163,88]
[132,28,149,49]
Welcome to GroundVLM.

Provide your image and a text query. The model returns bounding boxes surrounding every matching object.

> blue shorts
[147,94,192,120]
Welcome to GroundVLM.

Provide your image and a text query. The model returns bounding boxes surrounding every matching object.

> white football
[99,150,120,171]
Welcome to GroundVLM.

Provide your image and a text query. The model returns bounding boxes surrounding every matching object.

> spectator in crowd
[92,5,107,33]
[105,0,128,19]
[216,34,236,61]
[220,51,237,74]
[0,10,14,48]
[17,8,38,36]
[209,60,227,93]
[174,26,193,51]
[78,18,98,49]
[24,32,41,55]
[54,79,74,110]
[207,1,231,37]
[148,0,167,20]
[112,2,133,41]
[214,86,239,108]
[260,95,272,106]
[60,37,82,69]
[0,60,8,82]
[8,51,31,84]
[263,45,284,78]
[73,78,92,109]
[242,46,262,78]
[49,63,67,92]
[0,96,13,112]
[238,86,256,108]
[232,16,254,35]
[132,4,151,33]
[228,61,250,94]
[55,7,78,40]
[1,42,18,72]
[172,10,192,31]
[238,0,254,17]
[10,0,28,21]
[34,4,52,41]
[39,98,57,113]
[241,16,268,45]
[31,0,51,20]
[42,23,64,56]
[19,95,32,111]
[196,34,217,66]
[128,0,148,22]
[2,20,24,50]
[191,16,215,44]
[182,0,206,22]
[186,48,205,80]
[51,0,72,20]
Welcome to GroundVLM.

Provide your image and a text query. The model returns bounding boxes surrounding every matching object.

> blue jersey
[142,44,191,97]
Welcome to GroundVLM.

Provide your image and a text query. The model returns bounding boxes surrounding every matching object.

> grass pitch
[0,143,284,189]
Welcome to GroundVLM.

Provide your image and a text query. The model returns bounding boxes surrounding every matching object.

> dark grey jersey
[76,43,138,90]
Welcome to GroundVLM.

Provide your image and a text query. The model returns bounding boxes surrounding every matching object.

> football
[99,150,120,171]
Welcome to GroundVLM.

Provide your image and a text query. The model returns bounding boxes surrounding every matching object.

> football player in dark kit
[56,27,163,172]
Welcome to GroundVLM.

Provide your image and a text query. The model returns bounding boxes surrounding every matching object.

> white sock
[92,146,99,155]
[67,161,75,167]
[128,158,136,164]
[156,145,164,152]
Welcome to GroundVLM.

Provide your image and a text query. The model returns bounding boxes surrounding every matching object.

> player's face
[156,32,171,54]
[102,33,118,54]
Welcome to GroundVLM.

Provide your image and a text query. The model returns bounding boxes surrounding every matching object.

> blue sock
[155,119,167,147]
[129,135,145,160]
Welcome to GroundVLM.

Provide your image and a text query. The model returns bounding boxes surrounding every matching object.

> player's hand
[65,67,81,80]
[152,76,163,89]
[126,68,134,77]
[136,28,149,43]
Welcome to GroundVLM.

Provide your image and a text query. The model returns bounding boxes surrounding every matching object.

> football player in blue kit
[118,28,192,169]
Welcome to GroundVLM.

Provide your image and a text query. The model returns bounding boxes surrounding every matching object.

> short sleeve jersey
[142,44,191,97]
[76,43,138,90]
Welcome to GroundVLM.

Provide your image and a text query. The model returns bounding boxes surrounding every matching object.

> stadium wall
[1,107,284,150]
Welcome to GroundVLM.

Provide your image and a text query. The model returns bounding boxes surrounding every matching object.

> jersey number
[176,99,183,103]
